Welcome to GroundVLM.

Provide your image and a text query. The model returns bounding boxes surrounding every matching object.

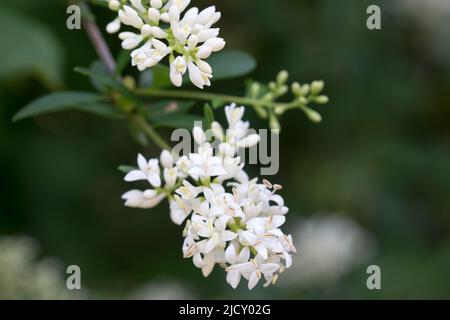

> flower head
[121,105,295,290]
[106,0,225,89]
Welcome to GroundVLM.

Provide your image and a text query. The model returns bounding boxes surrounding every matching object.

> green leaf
[115,50,131,76]
[13,92,123,122]
[0,7,64,87]
[140,64,172,89]
[203,103,215,130]
[118,165,137,174]
[74,67,123,91]
[207,49,257,81]
[74,103,125,119]
[87,61,110,93]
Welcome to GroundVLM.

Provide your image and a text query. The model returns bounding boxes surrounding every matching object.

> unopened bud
[299,84,310,96]
[250,82,261,98]
[291,82,302,96]
[109,0,120,11]
[303,107,322,123]
[277,70,289,85]
[311,80,324,95]
[277,85,288,96]
[268,81,277,91]
[314,95,329,104]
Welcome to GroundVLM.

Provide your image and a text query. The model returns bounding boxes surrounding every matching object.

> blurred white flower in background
[279,214,375,289]
[0,235,83,299]
[127,279,195,300]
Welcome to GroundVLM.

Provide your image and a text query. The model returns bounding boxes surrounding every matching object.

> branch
[79,2,116,74]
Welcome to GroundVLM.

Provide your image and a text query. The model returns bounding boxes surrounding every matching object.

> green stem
[135,88,297,111]
[133,115,171,150]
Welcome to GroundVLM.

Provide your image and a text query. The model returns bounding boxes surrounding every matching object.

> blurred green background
[1,0,449,299]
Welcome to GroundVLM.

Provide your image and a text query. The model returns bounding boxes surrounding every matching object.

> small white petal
[125,170,147,182]
[106,18,121,34]
[160,150,174,168]
[226,270,241,289]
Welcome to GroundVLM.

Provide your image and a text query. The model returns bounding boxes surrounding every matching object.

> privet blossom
[122,104,296,290]
[106,0,225,89]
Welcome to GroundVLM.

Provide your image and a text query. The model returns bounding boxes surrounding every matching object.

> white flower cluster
[122,104,296,290]
[106,0,225,89]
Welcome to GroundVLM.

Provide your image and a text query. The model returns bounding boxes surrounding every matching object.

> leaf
[88,61,110,93]
[207,50,257,81]
[0,7,64,87]
[13,92,123,122]
[75,103,125,119]
[118,166,137,174]
[203,103,215,130]
[115,50,131,76]
[140,64,172,89]
[74,67,123,91]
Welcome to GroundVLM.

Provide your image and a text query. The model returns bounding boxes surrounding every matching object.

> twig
[79,2,116,74]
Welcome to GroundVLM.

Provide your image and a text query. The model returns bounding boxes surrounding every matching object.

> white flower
[187,61,212,89]
[122,190,166,209]
[196,216,237,253]
[176,180,202,200]
[119,6,144,29]
[170,56,187,87]
[224,244,250,288]
[131,41,152,71]
[170,195,192,225]
[226,260,280,290]
[188,144,227,180]
[125,154,161,187]
[119,32,143,50]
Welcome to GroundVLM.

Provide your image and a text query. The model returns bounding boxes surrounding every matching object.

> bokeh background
[1,0,450,299]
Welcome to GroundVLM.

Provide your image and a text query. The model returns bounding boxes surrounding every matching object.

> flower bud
[106,18,121,34]
[268,81,277,91]
[314,95,329,104]
[303,107,322,123]
[148,7,161,23]
[160,150,174,169]
[311,80,324,95]
[150,0,163,9]
[277,85,288,96]
[108,0,120,11]
[291,82,302,96]
[250,82,261,98]
[141,24,152,37]
[277,70,289,85]
[299,84,310,96]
